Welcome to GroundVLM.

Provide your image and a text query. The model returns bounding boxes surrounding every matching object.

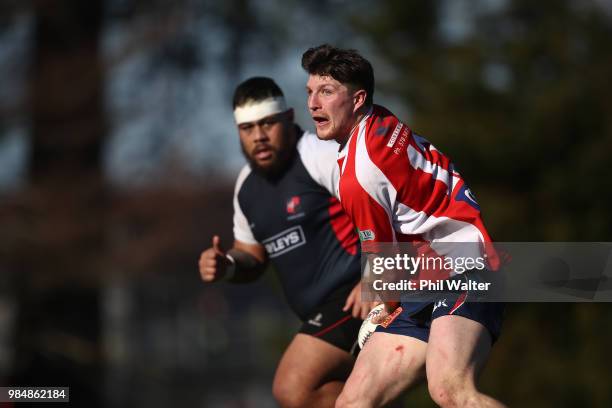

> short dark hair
[301,44,374,106]
[232,77,284,109]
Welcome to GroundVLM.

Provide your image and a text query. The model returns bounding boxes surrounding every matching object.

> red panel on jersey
[327,197,358,256]
[338,122,396,251]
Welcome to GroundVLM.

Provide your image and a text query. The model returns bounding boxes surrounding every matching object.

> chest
[238,159,329,244]
[337,147,363,221]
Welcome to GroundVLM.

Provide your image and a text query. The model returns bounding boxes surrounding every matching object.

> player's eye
[239,124,253,131]
[261,114,283,127]
[321,88,333,96]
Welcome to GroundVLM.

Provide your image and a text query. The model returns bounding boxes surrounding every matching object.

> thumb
[212,235,226,257]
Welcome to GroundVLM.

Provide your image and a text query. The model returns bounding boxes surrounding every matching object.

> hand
[199,235,232,282]
[343,282,381,320]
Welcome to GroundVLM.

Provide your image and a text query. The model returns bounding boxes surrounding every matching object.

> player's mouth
[253,145,274,161]
[312,115,330,128]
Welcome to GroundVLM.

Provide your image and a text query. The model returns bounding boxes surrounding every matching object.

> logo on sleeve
[386,123,403,148]
[455,185,480,210]
[358,229,376,242]
[392,127,411,155]
[263,226,307,257]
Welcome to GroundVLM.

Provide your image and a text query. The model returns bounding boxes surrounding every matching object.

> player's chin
[251,156,284,177]
[314,127,336,141]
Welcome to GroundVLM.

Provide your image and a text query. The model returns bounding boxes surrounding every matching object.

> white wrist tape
[224,253,236,281]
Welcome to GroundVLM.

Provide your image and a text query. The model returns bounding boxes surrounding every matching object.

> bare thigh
[274,333,355,396]
[338,332,428,407]
[426,315,492,390]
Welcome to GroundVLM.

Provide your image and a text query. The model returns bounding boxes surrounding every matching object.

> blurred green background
[0,0,611,406]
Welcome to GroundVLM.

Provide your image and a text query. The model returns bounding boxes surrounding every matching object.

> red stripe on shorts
[313,315,352,337]
[449,292,467,315]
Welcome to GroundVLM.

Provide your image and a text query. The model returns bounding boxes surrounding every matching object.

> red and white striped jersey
[337,105,496,268]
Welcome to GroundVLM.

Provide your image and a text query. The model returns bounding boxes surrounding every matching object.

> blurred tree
[351,0,612,241]
[8,0,107,406]
[0,0,288,405]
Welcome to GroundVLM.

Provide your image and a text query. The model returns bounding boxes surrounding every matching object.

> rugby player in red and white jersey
[302,45,506,408]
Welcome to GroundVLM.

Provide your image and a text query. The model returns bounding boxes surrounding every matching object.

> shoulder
[296,129,340,172]
[234,164,252,195]
[296,129,339,196]
[365,105,410,147]
[297,130,339,159]
[359,105,414,166]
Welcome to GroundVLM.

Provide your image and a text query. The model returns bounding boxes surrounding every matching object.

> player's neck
[337,106,370,146]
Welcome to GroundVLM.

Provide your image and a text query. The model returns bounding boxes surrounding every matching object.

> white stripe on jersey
[232,165,258,244]
[298,131,340,198]
[354,117,397,243]
[407,144,452,191]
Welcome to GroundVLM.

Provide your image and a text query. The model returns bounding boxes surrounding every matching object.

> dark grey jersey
[233,131,361,320]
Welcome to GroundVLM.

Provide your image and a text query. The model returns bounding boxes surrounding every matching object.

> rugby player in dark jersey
[199,77,377,408]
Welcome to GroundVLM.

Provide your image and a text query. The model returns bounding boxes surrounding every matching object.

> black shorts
[298,283,363,353]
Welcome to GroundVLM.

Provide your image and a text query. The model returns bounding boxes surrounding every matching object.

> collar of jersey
[338,105,373,156]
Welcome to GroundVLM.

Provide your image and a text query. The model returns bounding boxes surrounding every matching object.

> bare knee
[428,374,477,408]
[335,379,373,408]
[335,389,361,408]
[272,376,310,408]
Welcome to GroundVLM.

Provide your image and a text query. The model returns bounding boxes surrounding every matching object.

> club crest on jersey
[455,185,480,210]
[286,196,301,214]
[262,226,307,258]
[358,229,376,242]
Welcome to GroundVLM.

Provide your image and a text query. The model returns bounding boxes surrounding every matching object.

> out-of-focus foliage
[350,1,612,407]
[352,0,612,242]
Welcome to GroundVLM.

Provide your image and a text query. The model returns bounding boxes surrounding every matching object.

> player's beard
[241,138,295,180]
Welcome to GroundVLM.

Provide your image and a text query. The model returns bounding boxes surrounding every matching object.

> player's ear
[353,89,367,112]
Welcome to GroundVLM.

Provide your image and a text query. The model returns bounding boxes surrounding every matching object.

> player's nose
[252,124,268,141]
[308,93,320,112]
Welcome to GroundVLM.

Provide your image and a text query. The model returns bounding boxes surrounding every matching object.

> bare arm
[199,236,268,284]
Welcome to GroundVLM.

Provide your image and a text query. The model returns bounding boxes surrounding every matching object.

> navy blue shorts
[375,292,505,344]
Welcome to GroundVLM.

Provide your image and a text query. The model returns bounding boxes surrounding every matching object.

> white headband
[234,97,288,125]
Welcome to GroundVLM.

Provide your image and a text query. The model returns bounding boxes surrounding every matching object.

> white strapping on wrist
[224,253,236,281]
